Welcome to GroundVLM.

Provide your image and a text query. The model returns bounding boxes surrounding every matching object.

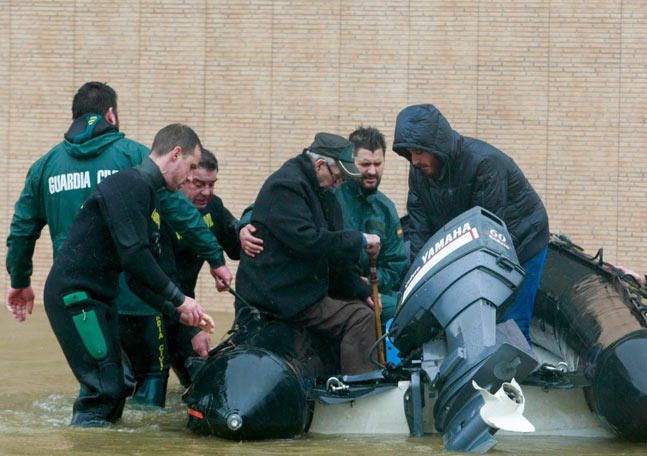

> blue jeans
[502,246,548,344]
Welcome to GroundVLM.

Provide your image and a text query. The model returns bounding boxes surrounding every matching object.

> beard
[360,174,381,195]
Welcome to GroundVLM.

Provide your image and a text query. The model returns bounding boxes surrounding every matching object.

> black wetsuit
[164,196,242,386]
[43,158,184,426]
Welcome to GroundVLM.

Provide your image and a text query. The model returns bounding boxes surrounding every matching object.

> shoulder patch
[151,209,161,228]
[204,212,214,228]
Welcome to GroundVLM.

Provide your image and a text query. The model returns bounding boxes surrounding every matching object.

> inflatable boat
[182,207,647,452]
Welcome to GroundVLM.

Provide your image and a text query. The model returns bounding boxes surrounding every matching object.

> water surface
[1,308,645,455]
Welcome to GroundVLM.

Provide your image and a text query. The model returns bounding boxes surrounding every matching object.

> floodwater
[1,309,645,456]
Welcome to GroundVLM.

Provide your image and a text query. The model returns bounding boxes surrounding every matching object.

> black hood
[64,113,118,144]
[392,104,461,172]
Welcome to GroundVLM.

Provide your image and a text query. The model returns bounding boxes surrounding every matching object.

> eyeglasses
[325,163,345,185]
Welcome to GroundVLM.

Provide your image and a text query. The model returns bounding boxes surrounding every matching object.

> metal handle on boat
[326,377,349,393]
[540,362,568,374]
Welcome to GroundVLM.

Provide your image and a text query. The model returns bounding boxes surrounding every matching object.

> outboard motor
[390,207,538,452]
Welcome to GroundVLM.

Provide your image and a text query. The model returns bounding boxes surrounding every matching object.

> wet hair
[72,82,118,120]
[348,126,386,157]
[199,148,219,172]
[151,123,202,157]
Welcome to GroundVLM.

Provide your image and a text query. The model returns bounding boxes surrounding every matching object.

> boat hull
[309,381,613,438]
[533,235,647,441]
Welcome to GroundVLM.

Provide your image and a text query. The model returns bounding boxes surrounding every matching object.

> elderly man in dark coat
[235,132,381,375]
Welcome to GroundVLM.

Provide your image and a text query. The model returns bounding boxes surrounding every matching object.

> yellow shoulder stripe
[151,209,161,228]
[204,212,214,228]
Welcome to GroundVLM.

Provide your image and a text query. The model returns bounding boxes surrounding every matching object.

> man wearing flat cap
[234,132,381,375]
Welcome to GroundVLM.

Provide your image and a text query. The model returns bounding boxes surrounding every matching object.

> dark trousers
[119,315,199,407]
[119,315,170,407]
[293,296,377,375]
[44,290,128,426]
[164,318,199,387]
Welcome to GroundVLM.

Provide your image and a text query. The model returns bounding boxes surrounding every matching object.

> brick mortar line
[269,2,274,173]
[406,0,410,104]
[5,0,12,254]
[616,0,623,259]
[203,0,208,136]
[476,1,480,136]
[136,0,142,140]
[546,0,551,206]
[337,0,341,132]
[72,0,76,88]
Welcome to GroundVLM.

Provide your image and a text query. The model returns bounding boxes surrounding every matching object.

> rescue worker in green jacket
[6,81,233,320]
[335,126,408,324]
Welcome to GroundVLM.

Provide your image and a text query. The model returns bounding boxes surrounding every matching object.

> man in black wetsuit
[121,148,256,393]
[43,123,213,426]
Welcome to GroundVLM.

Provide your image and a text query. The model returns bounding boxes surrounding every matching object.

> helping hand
[240,224,264,257]
[179,298,215,333]
[6,286,35,322]
[191,330,212,358]
[210,265,233,292]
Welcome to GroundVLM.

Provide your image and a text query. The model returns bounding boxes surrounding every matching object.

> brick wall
[2,1,646,314]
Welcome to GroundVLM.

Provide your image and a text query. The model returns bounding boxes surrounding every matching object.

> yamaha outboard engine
[390,207,538,452]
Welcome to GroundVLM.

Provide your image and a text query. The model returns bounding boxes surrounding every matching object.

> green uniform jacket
[6,116,225,289]
[334,179,408,322]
